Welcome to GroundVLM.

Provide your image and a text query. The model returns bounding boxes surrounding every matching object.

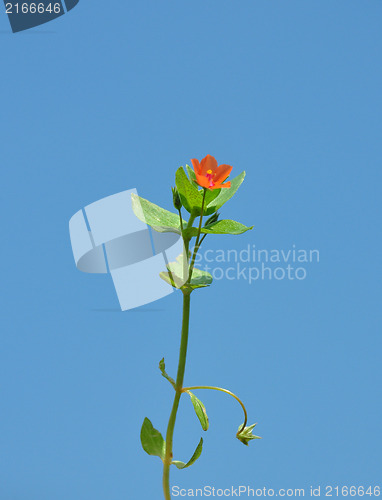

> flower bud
[236,423,261,446]
[171,187,182,211]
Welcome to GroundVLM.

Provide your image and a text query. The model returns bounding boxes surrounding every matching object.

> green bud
[205,212,220,226]
[171,187,182,210]
[236,423,261,446]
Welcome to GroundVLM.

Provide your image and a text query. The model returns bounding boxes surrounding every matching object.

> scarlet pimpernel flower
[191,154,232,190]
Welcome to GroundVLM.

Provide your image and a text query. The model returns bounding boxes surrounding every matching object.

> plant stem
[178,209,184,234]
[181,214,195,283]
[182,385,248,433]
[162,291,191,500]
[188,189,207,281]
[198,233,207,247]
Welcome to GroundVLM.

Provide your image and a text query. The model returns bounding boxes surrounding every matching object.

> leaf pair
[140,417,203,470]
[132,191,252,239]
[159,253,213,290]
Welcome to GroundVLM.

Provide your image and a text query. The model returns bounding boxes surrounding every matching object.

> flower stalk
[182,385,248,434]
[188,188,207,281]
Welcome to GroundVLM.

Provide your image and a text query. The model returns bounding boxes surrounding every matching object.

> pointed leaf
[205,187,221,206]
[202,219,253,235]
[159,251,189,288]
[185,220,253,237]
[185,164,196,183]
[172,438,203,469]
[159,253,213,290]
[187,391,209,431]
[131,193,184,233]
[159,358,175,389]
[175,167,203,214]
[160,272,184,289]
[140,418,166,460]
[205,171,246,215]
[186,268,213,289]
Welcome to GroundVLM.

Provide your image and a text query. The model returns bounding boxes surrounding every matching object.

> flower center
[206,169,215,188]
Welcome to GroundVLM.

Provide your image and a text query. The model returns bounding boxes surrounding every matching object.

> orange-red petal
[214,164,232,184]
[191,158,201,175]
[217,180,231,189]
[191,155,233,189]
[194,171,211,189]
[200,155,218,175]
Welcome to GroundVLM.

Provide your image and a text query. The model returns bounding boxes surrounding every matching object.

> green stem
[162,291,192,500]
[195,189,207,245]
[182,214,195,282]
[188,189,207,281]
[182,385,248,433]
[198,233,207,247]
[178,209,184,234]
[186,214,196,230]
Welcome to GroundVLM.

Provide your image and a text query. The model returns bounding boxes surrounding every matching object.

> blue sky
[1,2,381,499]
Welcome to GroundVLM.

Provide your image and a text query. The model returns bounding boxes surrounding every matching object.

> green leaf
[187,391,209,431]
[205,171,246,215]
[140,418,166,460]
[185,164,196,183]
[159,253,213,290]
[160,272,184,289]
[160,270,213,291]
[159,358,175,389]
[131,193,184,233]
[159,252,189,288]
[185,220,253,237]
[186,267,213,289]
[175,167,203,214]
[205,187,221,206]
[172,438,203,469]
[202,220,253,235]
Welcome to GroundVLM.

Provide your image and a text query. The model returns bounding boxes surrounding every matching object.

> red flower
[191,155,232,190]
